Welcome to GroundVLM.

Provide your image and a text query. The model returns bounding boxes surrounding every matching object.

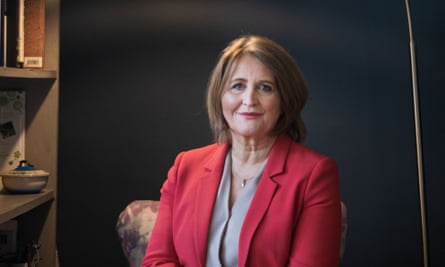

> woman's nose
[242,88,258,106]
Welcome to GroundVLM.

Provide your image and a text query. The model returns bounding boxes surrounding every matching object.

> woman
[141,35,341,267]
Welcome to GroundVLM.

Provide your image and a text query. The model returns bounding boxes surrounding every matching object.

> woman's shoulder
[174,142,228,165]
[274,135,337,171]
[181,143,223,156]
[277,137,339,181]
[291,142,330,159]
[276,134,333,162]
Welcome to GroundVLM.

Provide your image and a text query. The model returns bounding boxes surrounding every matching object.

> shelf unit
[0,0,60,266]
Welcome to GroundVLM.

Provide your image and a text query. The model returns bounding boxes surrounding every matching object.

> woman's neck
[230,135,277,165]
[228,135,276,207]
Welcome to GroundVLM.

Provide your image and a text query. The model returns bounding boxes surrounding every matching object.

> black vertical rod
[404,1,429,266]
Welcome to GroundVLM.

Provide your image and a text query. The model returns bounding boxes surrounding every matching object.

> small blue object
[14,160,36,171]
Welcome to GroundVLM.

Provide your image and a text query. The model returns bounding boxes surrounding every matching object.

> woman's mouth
[238,112,262,119]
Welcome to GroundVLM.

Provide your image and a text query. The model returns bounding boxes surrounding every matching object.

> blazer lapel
[238,134,292,266]
[194,144,229,266]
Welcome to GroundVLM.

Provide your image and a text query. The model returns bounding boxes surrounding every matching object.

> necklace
[230,150,267,188]
[240,177,254,188]
[232,169,255,188]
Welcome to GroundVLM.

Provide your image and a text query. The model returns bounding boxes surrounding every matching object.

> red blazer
[142,134,341,267]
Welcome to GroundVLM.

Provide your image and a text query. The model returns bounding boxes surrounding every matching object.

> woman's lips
[238,112,263,119]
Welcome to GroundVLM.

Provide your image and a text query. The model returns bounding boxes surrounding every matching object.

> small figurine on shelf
[27,241,41,267]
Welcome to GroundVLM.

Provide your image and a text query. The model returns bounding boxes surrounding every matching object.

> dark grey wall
[58,1,444,266]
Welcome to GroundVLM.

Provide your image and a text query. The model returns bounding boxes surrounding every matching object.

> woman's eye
[259,84,273,93]
[231,83,244,91]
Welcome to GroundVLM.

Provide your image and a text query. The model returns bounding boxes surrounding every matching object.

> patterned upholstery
[116,200,348,267]
[116,200,159,267]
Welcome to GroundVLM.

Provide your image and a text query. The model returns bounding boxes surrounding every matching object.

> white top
[205,151,266,267]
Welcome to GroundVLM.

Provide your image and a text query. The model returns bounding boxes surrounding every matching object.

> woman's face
[221,54,281,140]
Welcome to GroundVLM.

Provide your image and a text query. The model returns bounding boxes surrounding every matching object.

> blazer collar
[194,143,230,265]
[194,134,293,266]
[238,133,293,266]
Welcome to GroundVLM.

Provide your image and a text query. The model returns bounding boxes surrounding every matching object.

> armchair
[116,200,347,267]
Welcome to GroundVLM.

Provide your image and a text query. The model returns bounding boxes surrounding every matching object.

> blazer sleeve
[288,156,342,267]
[140,153,184,267]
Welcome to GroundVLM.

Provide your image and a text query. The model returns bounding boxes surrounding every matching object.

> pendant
[241,179,247,188]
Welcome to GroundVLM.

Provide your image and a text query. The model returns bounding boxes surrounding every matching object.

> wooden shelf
[0,67,56,79]
[0,68,57,90]
[0,189,54,224]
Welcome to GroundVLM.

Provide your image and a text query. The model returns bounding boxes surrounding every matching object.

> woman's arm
[140,153,185,267]
[287,157,342,267]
